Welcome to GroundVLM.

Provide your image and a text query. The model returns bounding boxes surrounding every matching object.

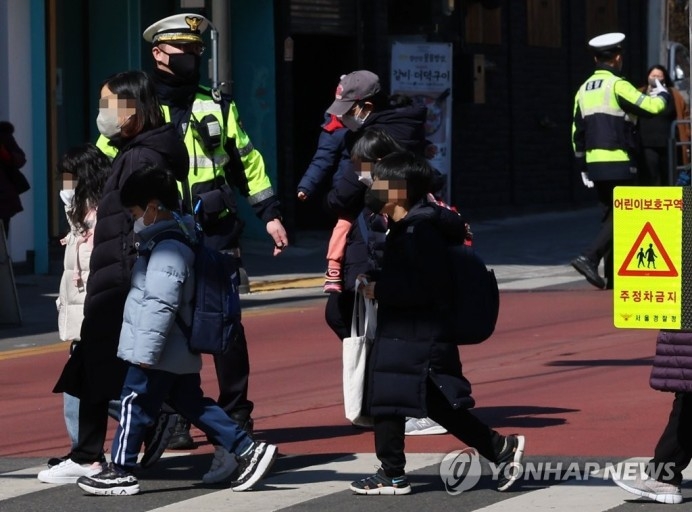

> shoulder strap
[137,229,196,339]
[357,211,369,240]
[138,230,195,258]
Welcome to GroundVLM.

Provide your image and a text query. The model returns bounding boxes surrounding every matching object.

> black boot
[167,416,195,450]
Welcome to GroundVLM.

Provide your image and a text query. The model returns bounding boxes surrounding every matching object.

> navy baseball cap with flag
[326,70,381,116]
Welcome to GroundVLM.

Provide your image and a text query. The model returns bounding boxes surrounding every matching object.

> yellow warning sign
[617,222,678,277]
[613,187,682,329]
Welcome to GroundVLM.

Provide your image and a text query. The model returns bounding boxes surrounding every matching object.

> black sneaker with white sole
[350,468,412,495]
[77,462,140,496]
[140,411,179,468]
[496,434,525,491]
[230,441,277,491]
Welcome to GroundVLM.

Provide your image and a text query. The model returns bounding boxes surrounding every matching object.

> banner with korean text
[613,186,689,329]
[390,42,452,201]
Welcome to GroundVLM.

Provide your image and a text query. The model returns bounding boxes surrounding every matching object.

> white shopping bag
[342,283,376,427]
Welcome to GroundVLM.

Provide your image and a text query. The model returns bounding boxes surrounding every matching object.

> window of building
[290,0,356,35]
[527,0,561,48]
[464,0,502,45]
[585,0,618,40]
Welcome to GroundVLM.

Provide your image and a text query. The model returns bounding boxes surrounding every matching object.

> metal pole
[212,0,231,95]
[210,27,219,90]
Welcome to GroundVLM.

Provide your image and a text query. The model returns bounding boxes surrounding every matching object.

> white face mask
[133,205,156,234]
[96,108,122,138]
[59,189,75,206]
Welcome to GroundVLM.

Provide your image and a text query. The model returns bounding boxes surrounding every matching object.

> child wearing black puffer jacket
[350,151,525,496]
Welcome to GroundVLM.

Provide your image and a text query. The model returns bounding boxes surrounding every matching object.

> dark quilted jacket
[365,202,475,418]
[650,330,692,393]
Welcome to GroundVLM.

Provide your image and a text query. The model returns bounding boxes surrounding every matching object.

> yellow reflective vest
[97,87,277,220]
[572,67,669,181]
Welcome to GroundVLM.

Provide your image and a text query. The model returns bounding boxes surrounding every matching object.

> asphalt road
[2,206,686,510]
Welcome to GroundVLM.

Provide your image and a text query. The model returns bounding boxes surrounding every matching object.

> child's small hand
[297,191,308,201]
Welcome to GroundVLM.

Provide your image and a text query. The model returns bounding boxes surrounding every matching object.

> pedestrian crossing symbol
[617,222,677,277]
[613,186,683,330]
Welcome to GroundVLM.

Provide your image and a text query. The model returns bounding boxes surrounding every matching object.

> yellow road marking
[0,295,326,361]
[0,341,71,361]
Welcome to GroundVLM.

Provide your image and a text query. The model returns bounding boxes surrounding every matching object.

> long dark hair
[646,64,675,88]
[101,70,164,139]
[58,143,110,233]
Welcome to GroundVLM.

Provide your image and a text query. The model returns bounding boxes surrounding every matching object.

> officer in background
[571,32,669,290]
[141,13,288,448]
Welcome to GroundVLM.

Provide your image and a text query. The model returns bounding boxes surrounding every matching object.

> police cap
[588,32,625,54]
[143,13,209,45]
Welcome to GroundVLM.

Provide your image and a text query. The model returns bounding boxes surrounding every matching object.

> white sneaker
[404,417,447,436]
[37,458,103,484]
[613,470,682,505]
[202,445,238,484]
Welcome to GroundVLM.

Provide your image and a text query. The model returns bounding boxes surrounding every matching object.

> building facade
[0,0,659,271]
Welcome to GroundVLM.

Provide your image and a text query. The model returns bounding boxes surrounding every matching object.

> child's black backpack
[407,210,499,345]
[448,243,499,344]
[139,229,241,355]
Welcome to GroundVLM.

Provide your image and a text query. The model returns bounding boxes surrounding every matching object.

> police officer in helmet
[143,13,288,455]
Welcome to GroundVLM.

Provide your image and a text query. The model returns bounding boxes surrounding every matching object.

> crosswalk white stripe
[5,455,689,510]
[500,275,582,290]
[473,479,629,512]
[149,453,444,512]
[0,465,52,500]
[474,456,692,512]
[493,265,583,290]
[0,453,187,501]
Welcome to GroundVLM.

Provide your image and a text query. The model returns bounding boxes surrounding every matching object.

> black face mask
[167,53,201,84]
[364,189,387,214]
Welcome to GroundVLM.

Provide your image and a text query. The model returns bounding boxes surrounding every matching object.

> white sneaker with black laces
[77,462,140,496]
[404,417,447,436]
[203,445,238,484]
[37,458,103,484]
[230,441,277,491]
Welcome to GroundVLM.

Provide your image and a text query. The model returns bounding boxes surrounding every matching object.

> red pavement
[0,290,670,460]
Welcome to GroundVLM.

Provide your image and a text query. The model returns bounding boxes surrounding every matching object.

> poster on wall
[390,41,453,201]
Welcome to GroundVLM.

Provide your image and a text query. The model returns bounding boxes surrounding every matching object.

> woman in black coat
[41,71,188,483]
[349,152,525,496]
